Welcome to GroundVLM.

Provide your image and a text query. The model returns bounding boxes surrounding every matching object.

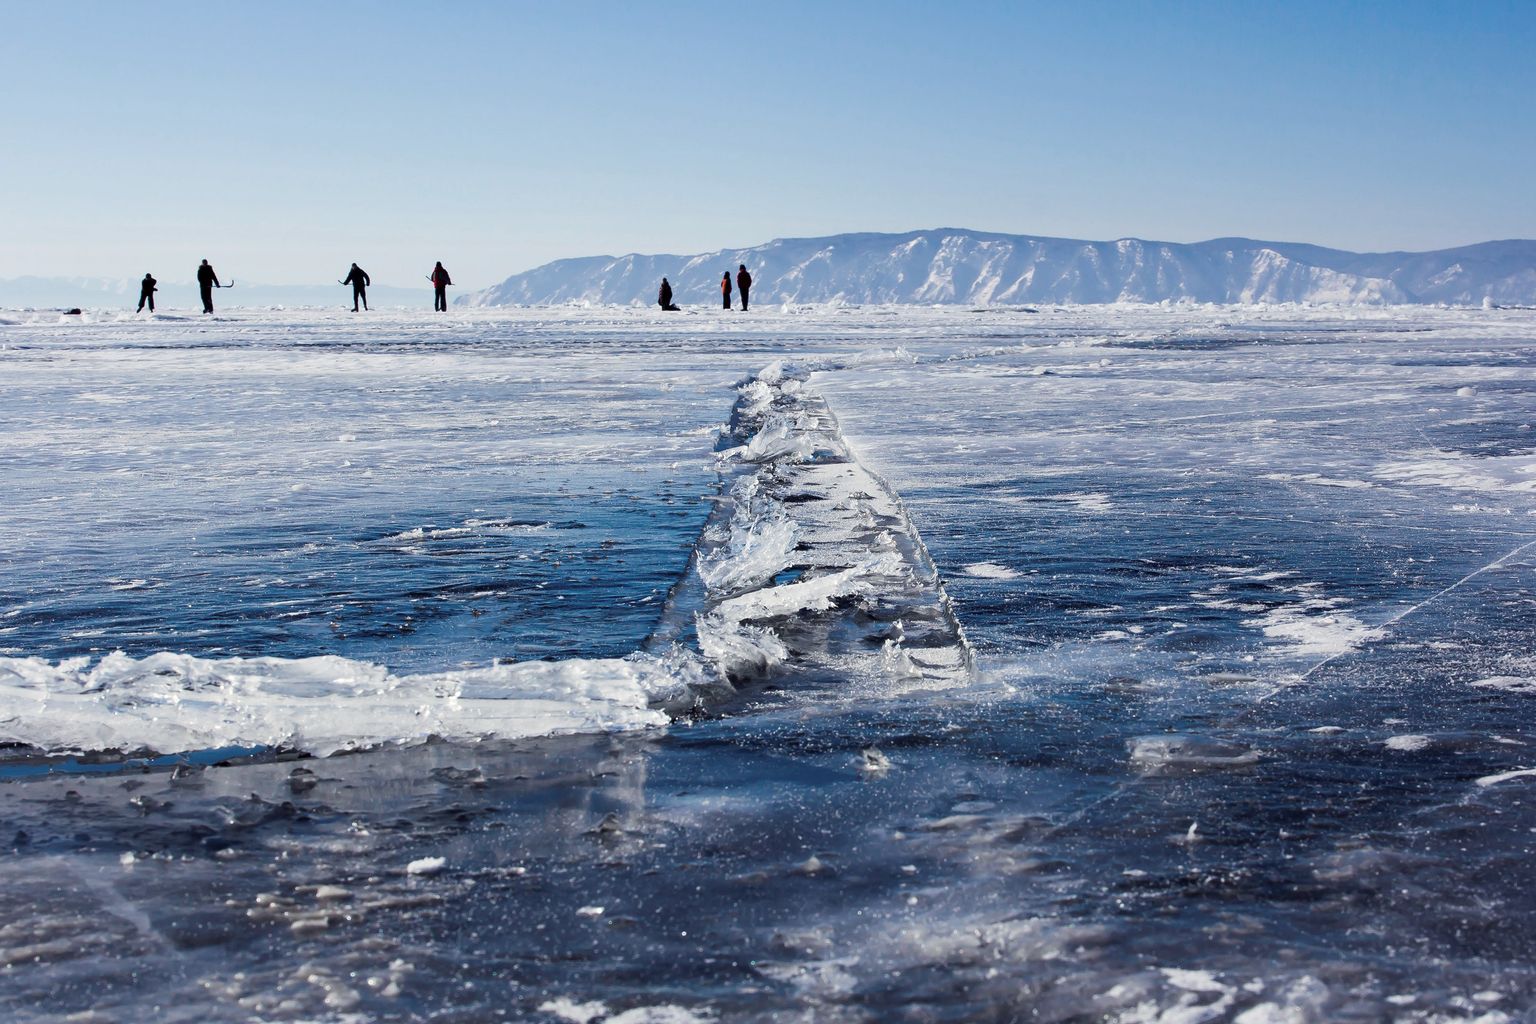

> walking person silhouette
[137,273,157,313]
[343,263,371,311]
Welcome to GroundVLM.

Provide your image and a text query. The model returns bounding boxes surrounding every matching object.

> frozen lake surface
[2,303,1535,1022]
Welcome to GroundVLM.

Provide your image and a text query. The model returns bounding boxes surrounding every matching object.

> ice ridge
[654,359,973,689]
[0,353,971,761]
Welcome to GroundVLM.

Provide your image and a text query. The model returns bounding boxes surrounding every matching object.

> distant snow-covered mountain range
[465,229,1536,307]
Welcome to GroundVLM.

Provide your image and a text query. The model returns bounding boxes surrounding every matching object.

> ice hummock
[669,361,972,689]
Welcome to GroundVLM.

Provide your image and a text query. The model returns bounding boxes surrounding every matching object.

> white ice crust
[0,650,704,758]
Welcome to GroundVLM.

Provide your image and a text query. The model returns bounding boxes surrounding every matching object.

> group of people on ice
[136,260,228,314]
[135,261,455,313]
[658,264,753,312]
[342,262,454,311]
[134,259,755,314]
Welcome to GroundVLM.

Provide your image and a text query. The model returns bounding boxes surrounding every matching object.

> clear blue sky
[3,0,1533,289]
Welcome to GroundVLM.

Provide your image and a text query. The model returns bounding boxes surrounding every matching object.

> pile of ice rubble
[668,359,973,690]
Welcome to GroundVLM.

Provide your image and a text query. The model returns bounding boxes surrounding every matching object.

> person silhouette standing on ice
[429,262,452,311]
[736,264,752,311]
[137,273,157,313]
[720,272,732,309]
[343,263,371,311]
[197,259,221,314]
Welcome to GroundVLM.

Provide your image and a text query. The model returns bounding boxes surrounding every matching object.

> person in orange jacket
[736,264,752,311]
[720,272,732,309]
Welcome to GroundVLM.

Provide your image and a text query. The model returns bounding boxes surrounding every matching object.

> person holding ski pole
[137,272,157,313]
[342,263,371,311]
[720,272,731,309]
[197,259,221,314]
[736,264,752,311]
[429,261,452,311]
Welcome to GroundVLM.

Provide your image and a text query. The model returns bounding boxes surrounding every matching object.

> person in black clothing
[137,273,157,313]
[197,260,221,313]
[721,272,731,309]
[343,263,371,311]
[658,277,680,311]
[736,264,752,311]
[430,261,452,311]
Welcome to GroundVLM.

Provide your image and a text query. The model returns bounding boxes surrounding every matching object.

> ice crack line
[1256,535,1536,701]
[650,359,973,691]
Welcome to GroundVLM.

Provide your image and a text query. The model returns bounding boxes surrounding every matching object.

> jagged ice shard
[1,303,1535,1023]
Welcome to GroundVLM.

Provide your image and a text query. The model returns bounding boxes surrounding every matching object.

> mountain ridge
[464,229,1536,307]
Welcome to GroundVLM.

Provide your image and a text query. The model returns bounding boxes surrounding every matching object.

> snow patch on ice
[1376,450,1536,494]
[405,856,446,876]
[1471,676,1536,695]
[605,1007,716,1024]
[1262,472,1374,490]
[1246,603,1383,658]
[1476,767,1536,788]
[541,999,610,1024]
[963,561,1021,579]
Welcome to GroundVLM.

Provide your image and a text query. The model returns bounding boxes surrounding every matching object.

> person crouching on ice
[137,272,157,313]
[658,277,680,311]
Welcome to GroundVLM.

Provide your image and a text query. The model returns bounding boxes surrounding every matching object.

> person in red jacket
[720,272,732,309]
[736,264,752,311]
[430,262,452,311]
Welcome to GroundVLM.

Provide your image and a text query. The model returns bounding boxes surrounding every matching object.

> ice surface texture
[2,304,1536,1023]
